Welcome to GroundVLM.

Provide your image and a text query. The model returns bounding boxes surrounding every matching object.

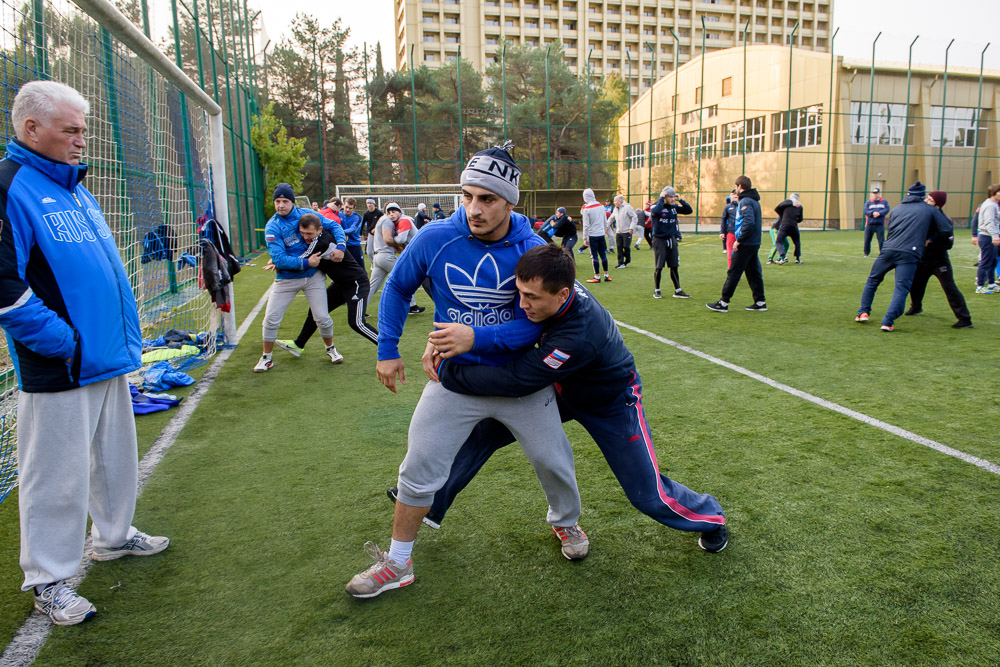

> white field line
[616,320,1000,477]
[0,287,271,667]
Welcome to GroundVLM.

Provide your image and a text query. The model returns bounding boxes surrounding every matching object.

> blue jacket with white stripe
[0,139,142,392]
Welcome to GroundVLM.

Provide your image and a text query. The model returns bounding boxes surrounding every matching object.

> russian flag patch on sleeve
[543,349,570,369]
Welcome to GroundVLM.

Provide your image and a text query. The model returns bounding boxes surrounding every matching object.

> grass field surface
[1,231,998,665]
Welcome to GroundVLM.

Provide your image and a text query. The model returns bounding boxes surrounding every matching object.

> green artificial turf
[3,233,999,665]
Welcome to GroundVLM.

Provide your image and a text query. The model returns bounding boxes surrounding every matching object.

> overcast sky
[244,0,998,72]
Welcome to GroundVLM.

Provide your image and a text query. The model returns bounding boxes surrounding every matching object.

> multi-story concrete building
[395,0,832,99]
[616,45,1000,229]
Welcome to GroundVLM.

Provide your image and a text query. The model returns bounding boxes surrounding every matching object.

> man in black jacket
[903,190,972,328]
[408,244,729,553]
[650,186,693,299]
[773,193,803,264]
[361,198,383,261]
[708,175,766,313]
[855,182,953,332]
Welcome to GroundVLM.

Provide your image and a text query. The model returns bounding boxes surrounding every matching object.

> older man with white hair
[0,81,169,626]
[610,194,638,269]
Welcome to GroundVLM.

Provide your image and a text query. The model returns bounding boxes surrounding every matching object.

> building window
[485,17,500,26]
[486,37,499,45]
[695,87,701,105]
[424,33,436,43]
[445,54,457,62]
[526,38,540,47]
[625,142,646,170]
[722,76,733,97]
[445,14,460,23]
[681,105,717,125]
[485,0,499,5]
[564,21,577,30]
[681,127,717,160]
[850,103,911,146]
[425,52,439,62]
[930,106,986,148]
[445,33,459,43]
[649,136,671,167]
[772,104,823,150]
[423,14,435,23]
[704,14,721,22]
[722,117,765,156]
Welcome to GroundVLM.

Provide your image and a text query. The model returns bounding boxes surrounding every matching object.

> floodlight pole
[626,50,632,199]
[502,42,508,142]
[545,45,552,189]
[741,18,749,174]
[862,32,881,201]
[695,20,706,230]
[587,46,594,184]
[645,41,655,202]
[457,46,464,169]
[363,44,374,185]
[670,29,679,187]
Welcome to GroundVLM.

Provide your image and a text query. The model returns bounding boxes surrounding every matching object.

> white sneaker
[34,582,97,626]
[326,346,344,364]
[92,530,170,561]
[253,355,273,372]
[552,523,589,560]
[653,289,663,299]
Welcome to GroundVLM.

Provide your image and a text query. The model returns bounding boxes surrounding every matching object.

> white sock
[388,539,413,565]
[262,352,272,359]
[720,300,728,306]
[757,301,766,306]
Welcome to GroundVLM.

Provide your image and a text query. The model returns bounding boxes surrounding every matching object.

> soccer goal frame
[336,184,463,219]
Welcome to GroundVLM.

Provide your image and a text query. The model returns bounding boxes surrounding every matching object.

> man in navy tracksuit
[649,186,693,299]
[862,188,891,257]
[708,175,766,313]
[420,244,728,552]
[0,81,169,626]
[855,181,953,331]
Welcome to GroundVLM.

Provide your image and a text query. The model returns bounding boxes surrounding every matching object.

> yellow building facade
[617,45,1000,228]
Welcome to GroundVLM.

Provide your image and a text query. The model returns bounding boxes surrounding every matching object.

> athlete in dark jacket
[856,181,953,331]
[773,193,803,263]
[708,175,766,312]
[903,191,972,328]
[424,245,729,552]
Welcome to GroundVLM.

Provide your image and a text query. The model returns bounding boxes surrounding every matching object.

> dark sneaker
[552,523,589,560]
[745,302,767,311]
[653,289,663,299]
[903,307,922,316]
[603,275,612,282]
[698,524,729,553]
[952,320,974,329]
[345,542,414,598]
[386,487,442,530]
[672,290,691,299]
[34,582,96,626]
[795,259,803,264]
[706,301,728,313]
[408,305,426,315]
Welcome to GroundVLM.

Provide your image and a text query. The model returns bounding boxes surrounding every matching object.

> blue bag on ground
[143,361,196,392]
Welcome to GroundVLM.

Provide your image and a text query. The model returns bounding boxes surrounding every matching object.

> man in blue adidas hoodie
[420,245,728,553]
[255,184,347,372]
[0,81,169,626]
[707,175,766,313]
[346,144,584,598]
[337,197,365,270]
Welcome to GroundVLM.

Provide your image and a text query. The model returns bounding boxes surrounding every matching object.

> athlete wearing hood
[581,188,611,283]
[346,143,585,599]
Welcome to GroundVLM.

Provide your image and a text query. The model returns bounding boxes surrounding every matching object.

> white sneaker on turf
[326,346,344,364]
[253,355,273,372]
[34,582,96,626]
[552,523,589,560]
[92,530,170,561]
[345,542,414,598]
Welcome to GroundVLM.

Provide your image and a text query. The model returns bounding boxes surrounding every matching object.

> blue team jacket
[264,207,346,280]
[377,207,544,366]
[0,139,142,392]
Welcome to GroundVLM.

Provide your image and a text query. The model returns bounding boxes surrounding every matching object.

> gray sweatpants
[261,272,333,342]
[18,375,139,590]
[370,250,417,307]
[397,381,581,526]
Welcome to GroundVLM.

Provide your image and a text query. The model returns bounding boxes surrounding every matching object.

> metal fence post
[694,19,706,232]
[457,46,463,169]
[363,44,373,185]
[409,45,419,184]
[31,0,48,79]
[899,35,918,202]
[545,45,551,189]
[821,27,839,231]
[645,41,655,202]
[936,39,954,189]
[502,42,507,143]
[741,19,749,174]
[587,46,594,185]
[968,43,990,227]
[783,23,799,198]
[670,29,679,187]
[626,50,632,200]
[862,32,881,201]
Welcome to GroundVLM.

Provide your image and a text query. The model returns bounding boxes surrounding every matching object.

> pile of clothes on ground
[131,328,206,415]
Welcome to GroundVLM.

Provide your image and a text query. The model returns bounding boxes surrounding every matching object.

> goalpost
[336,184,463,219]
[0,0,234,502]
